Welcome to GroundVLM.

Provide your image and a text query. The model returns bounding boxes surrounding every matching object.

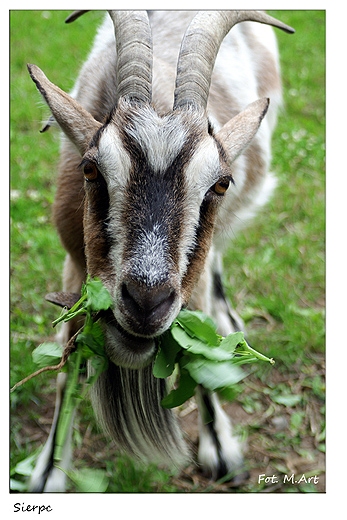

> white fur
[125,107,188,173]
[98,125,132,187]
[197,392,244,479]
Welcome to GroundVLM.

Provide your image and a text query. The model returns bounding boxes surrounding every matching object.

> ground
[14,355,325,494]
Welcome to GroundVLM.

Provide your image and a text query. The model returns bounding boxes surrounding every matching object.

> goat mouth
[101,310,157,369]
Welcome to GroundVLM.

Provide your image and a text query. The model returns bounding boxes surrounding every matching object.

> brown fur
[53,143,85,271]
[240,24,282,98]
[181,197,219,304]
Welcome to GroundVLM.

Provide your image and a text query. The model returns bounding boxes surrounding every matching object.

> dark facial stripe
[117,117,200,275]
[181,194,219,303]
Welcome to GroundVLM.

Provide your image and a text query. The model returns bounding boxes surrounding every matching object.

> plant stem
[239,340,275,365]
[52,294,87,327]
[54,348,83,462]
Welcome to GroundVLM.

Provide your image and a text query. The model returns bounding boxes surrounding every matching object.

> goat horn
[173,10,294,110]
[65,11,90,24]
[108,10,153,104]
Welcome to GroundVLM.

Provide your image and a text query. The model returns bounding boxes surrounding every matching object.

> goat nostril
[121,281,175,323]
[122,282,142,312]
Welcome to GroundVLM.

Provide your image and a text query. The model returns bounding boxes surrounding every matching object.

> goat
[27,10,294,492]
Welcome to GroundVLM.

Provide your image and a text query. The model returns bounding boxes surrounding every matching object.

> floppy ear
[216,98,269,163]
[27,63,102,155]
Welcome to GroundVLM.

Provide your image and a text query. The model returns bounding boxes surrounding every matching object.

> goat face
[81,100,238,368]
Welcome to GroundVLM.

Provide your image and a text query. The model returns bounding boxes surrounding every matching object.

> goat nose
[121,280,176,332]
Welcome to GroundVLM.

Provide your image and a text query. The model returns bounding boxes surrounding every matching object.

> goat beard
[89,360,191,469]
[46,292,190,468]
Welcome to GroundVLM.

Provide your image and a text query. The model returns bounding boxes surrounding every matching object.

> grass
[10,10,325,493]
[224,10,325,366]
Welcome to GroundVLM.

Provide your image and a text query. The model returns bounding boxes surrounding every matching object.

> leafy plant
[154,309,274,408]
[24,278,275,407]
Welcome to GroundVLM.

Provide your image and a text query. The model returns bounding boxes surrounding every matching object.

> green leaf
[153,331,181,378]
[10,479,27,492]
[59,466,109,493]
[161,369,197,408]
[85,355,109,387]
[218,331,245,354]
[11,452,38,477]
[176,308,219,345]
[217,385,242,402]
[186,341,234,361]
[152,309,275,408]
[76,319,106,357]
[183,355,247,391]
[52,278,113,327]
[171,325,194,349]
[32,342,63,368]
[85,277,113,312]
[171,325,233,361]
[272,394,302,407]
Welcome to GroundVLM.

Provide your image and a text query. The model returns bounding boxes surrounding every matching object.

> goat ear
[27,64,102,154]
[216,98,269,163]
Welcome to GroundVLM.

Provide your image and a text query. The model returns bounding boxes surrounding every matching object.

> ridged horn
[173,10,295,110]
[108,10,153,104]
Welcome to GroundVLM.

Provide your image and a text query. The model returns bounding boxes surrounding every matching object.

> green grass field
[10,10,325,493]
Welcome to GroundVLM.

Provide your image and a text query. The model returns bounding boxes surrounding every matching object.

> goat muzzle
[120,279,177,337]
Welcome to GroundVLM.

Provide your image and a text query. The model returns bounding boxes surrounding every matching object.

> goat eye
[83,162,98,181]
[212,178,230,195]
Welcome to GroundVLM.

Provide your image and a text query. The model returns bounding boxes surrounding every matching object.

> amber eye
[212,178,230,195]
[83,161,98,182]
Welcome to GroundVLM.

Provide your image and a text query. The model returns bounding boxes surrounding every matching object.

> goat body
[27,10,293,491]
